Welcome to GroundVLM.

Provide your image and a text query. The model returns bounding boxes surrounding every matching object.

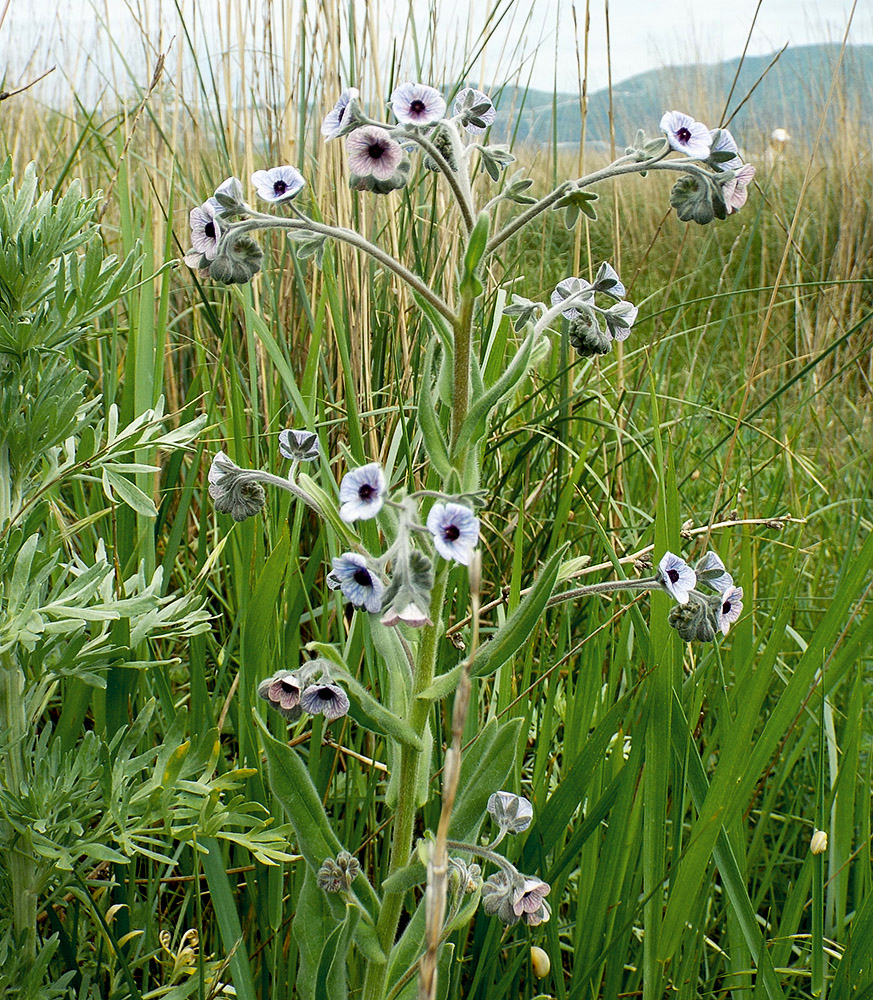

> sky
[0,0,869,104]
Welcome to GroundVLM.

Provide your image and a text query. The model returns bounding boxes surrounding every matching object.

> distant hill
[486,43,873,151]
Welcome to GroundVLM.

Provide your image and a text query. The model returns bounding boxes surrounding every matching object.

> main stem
[1,652,36,961]
[451,286,476,452]
[361,565,450,1000]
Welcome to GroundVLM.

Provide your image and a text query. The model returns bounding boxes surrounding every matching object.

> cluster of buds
[328,462,481,629]
[657,550,744,642]
[316,851,362,892]
[258,660,350,722]
[659,110,756,224]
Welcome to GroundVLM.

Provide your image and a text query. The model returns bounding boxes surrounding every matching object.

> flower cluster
[657,550,744,641]
[258,660,350,722]
[328,463,481,628]
[316,851,361,892]
[660,110,756,224]
[551,261,638,358]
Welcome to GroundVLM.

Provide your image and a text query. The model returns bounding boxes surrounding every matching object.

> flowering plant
[193,91,753,1000]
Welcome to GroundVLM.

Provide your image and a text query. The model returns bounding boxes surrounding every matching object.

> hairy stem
[451,286,476,451]
[361,563,450,1000]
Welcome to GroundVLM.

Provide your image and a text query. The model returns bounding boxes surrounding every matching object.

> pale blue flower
[657,551,696,604]
[717,586,744,635]
[300,681,350,721]
[551,276,594,319]
[487,791,533,834]
[593,261,626,300]
[723,163,756,214]
[329,553,384,612]
[278,429,320,462]
[322,87,360,139]
[251,165,306,203]
[660,110,711,159]
[694,551,733,593]
[189,201,221,259]
[426,502,480,564]
[453,87,496,133]
[346,126,405,182]
[390,82,446,125]
[258,670,302,719]
[709,128,743,171]
[339,463,386,521]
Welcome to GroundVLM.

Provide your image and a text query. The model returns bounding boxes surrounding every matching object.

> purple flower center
[205,221,216,239]
[444,524,460,541]
[273,180,288,195]
[337,106,346,123]
[722,599,732,614]
[353,568,372,587]
[667,568,680,583]
[315,688,334,703]
[367,142,386,160]
[280,679,297,694]
[410,99,426,115]
[358,483,376,499]
[676,127,692,144]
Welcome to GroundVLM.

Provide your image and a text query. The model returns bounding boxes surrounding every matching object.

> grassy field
[1,2,872,999]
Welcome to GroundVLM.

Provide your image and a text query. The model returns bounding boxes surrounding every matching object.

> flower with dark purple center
[338,463,386,522]
[188,201,221,260]
[390,82,447,125]
[346,126,405,182]
[322,87,360,139]
[657,551,696,604]
[251,165,306,203]
[300,681,350,721]
[716,586,744,635]
[723,163,756,214]
[426,502,480,565]
[278,428,320,462]
[257,670,303,719]
[453,87,496,133]
[551,276,595,319]
[659,110,712,159]
[329,552,384,613]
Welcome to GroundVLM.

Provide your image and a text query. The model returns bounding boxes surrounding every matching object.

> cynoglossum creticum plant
[194,86,754,1000]
[0,161,299,996]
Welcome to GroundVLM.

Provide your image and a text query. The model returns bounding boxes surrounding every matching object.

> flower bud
[531,946,551,979]
[317,851,361,892]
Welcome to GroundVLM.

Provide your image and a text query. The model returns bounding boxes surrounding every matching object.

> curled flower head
[339,463,387,522]
[317,851,361,892]
[660,110,712,159]
[426,502,480,565]
[346,126,406,182]
[300,681,350,721]
[257,670,302,719]
[569,309,612,357]
[390,82,447,125]
[487,791,534,834]
[322,87,360,139]
[188,201,221,260]
[669,173,726,225]
[716,586,744,635]
[668,601,717,643]
[251,165,306,203]
[208,452,266,522]
[723,162,756,214]
[448,858,482,895]
[453,87,496,133]
[481,871,519,925]
[708,128,742,171]
[278,429,320,462]
[329,552,384,613]
[551,276,594,319]
[657,551,696,604]
[207,234,264,284]
[694,550,733,593]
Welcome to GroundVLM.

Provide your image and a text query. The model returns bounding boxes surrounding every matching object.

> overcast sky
[1,0,868,102]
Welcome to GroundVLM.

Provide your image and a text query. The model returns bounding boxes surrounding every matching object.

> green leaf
[452,322,539,457]
[102,467,158,517]
[315,903,359,1000]
[450,717,523,843]
[332,667,423,750]
[469,545,567,678]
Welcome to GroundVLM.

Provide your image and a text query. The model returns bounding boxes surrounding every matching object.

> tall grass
[2,1,873,998]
